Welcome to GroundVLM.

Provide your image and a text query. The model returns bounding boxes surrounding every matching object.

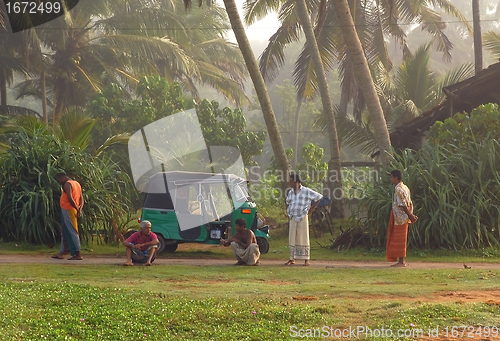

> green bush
[0,126,133,244]
[363,140,500,249]
[363,104,500,249]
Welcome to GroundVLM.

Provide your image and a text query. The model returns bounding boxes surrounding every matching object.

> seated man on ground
[221,218,260,266]
[123,220,159,266]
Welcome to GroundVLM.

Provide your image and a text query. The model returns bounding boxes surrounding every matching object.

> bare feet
[252,261,260,266]
[304,261,310,266]
[145,262,152,266]
[391,262,407,267]
[285,260,295,266]
[123,262,133,266]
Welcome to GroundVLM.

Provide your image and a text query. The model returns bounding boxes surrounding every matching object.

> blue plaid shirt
[286,185,323,222]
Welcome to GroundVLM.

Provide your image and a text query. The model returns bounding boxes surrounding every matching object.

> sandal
[284,260,295,266]
[51,255,64,259]
[68,256,83,260]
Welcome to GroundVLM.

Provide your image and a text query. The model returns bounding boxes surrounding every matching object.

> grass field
[0,225,500,340]
[0,264,499,340]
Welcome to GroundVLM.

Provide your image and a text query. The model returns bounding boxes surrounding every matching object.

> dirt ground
[2,254,500,270]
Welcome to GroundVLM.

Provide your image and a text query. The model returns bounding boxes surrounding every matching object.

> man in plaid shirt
[285,173,322,266]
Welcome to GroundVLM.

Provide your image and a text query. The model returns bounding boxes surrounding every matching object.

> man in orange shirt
[52,173,84,260]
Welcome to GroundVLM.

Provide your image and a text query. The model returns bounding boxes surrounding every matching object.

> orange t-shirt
[60,179,82,210]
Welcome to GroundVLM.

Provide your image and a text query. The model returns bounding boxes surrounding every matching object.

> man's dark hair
[390,169,402,181]
[235,218,246,227]
[289,172,302,183]
[55,172,67,180]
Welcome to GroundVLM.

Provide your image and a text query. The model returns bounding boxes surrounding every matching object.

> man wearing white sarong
[285,173,322,266]
[221,218,260,266]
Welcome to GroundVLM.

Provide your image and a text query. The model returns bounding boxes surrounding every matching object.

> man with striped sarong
[52,173,84,260]
[386,170,418,267]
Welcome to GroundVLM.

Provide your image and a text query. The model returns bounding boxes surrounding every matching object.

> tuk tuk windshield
[233,182,249,202]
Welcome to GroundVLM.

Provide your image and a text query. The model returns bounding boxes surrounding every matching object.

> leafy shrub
[363,140,500,249]
[428,103,500,147]
[0,126,133,244]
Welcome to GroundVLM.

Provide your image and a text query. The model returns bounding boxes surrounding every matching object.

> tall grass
[363,140,500,249]
[0,126,134,244]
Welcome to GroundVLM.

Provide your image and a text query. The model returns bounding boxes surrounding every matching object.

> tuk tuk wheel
[256,237,269,254]
[157,234,178,253]
[123,230,136,241]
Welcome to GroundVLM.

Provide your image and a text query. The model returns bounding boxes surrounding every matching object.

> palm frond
[57,108,96,151]
[388,100,421,131]
[337,115,379,156]
[0,56,31,76]
[427,0,472,33]
[0,105,41,118]
[96,34,199,78]
[193,61,250,105]
[394,44,436,110]
[93,133,130,158]
[1,115,46,136]
[432,63,474,104]
[259,23,302,83]
[244,0,285,25]
[417,7,453,62]
[484,31,500,59]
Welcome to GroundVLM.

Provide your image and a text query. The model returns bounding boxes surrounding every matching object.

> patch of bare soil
[432,290,500,304]
[418,332,500,341]
[411,291,500,340]
[257,279,294,285]
[333,290,500,305]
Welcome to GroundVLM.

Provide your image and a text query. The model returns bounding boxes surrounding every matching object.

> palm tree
[291,0,344,216]
[473,0,483,74]
[0,12,29,106]
[0,7,46,119]
[105,1,249,105]
[249,0,470,165]
[15,0,249,126]
[337,45,475,155]
[183,0,290,181]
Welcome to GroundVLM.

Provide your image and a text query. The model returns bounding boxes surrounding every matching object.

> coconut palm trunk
[331,0,392,165]
[222,0,290,179]
[41,71,47,124]
[0,69,6,106]
[52,83,66,129]
[295,0,344,217]
[293,97,303,168]
[473,0,483,74]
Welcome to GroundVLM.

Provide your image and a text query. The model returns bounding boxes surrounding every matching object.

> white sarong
[289,217,310,260]
[230,242,260,265]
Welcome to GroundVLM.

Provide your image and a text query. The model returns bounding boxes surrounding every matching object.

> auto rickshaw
[136,171,270,254]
